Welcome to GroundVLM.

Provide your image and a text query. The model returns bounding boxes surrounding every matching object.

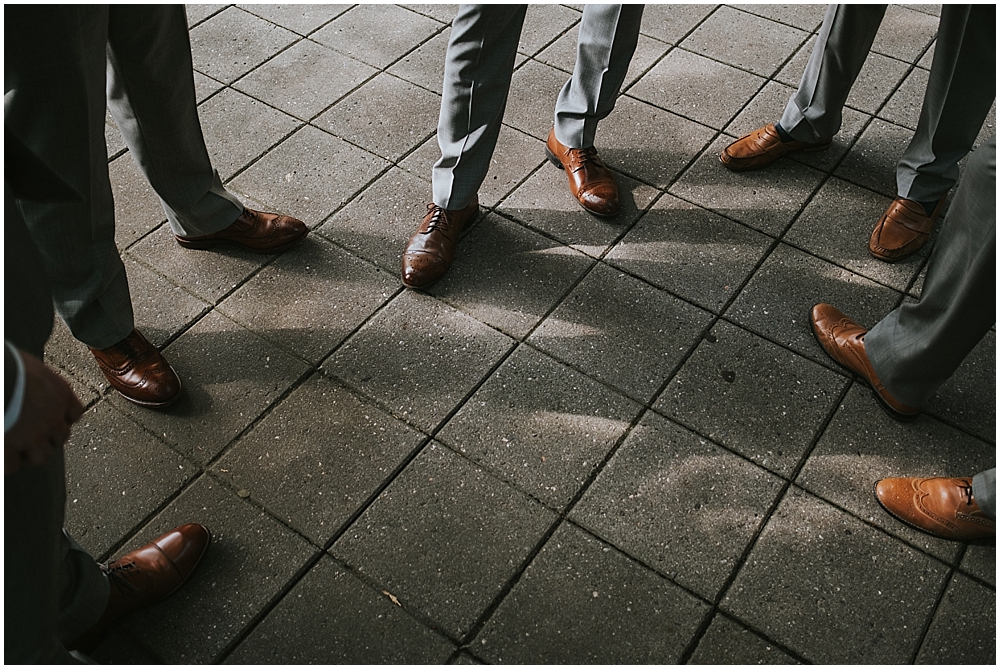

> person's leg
[105,5,243,237]
[866,138,995,406]
[895,4,996,203]
[779,4,886,143]
[6,6,135,349]
[972,468,996,519]
[431,4,527,210]
[552,4,643,148]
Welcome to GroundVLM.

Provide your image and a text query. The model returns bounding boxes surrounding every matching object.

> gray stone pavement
[51,3,995,664]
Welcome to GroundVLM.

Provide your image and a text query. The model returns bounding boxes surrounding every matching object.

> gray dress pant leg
[866,138,995,407]
[553,4,643,148]
[779,4,886,143]
[433,4,641,208]
[895,4,996,202]
[972,468,996,519]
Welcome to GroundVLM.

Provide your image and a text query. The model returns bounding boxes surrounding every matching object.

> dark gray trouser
[866,138,995,407]
[432,4,643,209]
[972,468,996,519]
[780,4,995,202]
[5,6,243,348]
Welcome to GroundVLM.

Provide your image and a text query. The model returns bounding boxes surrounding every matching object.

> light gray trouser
[5,6,243,348]
[780,4,995,202]
[866,138,995,407]
[432,4,643,209]
[972,468,996,519]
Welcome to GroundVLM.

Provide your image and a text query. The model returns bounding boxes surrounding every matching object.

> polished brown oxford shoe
[90,329,182,408]
[66,523,212,650]
[545,128,620,217]
[401,198,478,289]
[875,477,995,541]
[175,207,308,253]
[868,197,945,261]
[719,123,832,171]
[809,303,920,420]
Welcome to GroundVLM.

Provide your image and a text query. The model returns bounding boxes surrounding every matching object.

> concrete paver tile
[498,165,659,257]
[599,96,716,190]
[107,475,316,664]
[387,26,451,95]
[606,193,772,313]
[915,572,996,664]
[193,71,224,103]
[216,236,397,364]
[104,107,127,158]
[64,402,195,558]
[331,443,556,639]
[184,4,226,27]
[639,4,718,45]
[738,4,825,32]
[798,385,993,561]
[681,6,810,78]
[473,522,710,663]
[427,212,593,339]
[925,331,996,443]
[114,311,310,465]
[834,118,916,198]
[397,134,437,184]
[529,262,711,403]
[198,87,301,180]
[725,242,900,365]
[228,124,391,227]
[189,6,299,84]
[314,72,440,162]
[224,555,456,663]
[108,154,168,251]
[43,318,111,396]
[503,60,575,141]
[436,345,642,510]
[310,4,443,70]
[323,290,514,432]
[688,613,800,664]
[572,410,784,600]
[961,546,996,588]
[123,256,209,348]
[518,4,581,57]
[629,49,766,130]
[784,177,927,291]
[722,487,949,664]
[671,136,826,237]
[214,375,423,545]
[401,4,459,25]
[234,39,377,121]
[871,5,940,63]
[656,320,846,477]
[878,66,929,131]
[236,3,352,36]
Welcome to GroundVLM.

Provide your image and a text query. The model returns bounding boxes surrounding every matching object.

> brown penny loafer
[545,128,620,217]
[175,207,308,253]
[719,123,832,171]
[868,197,945,261]
[401,198,479,289]
[809,303,920,420]
[874,477,995,541]
[90,329,182,408]
[66,523,212,650]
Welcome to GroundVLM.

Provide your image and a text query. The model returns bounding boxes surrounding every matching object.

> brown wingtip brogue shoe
[868,197,945,262]
[401,198,479,289]
[545,128,620,217]
[719,123,832,171]
[809,303,920,421]
[67,523,212,650]
[176,207,308,253]
[90,329,182,408]
[875,477,995,541]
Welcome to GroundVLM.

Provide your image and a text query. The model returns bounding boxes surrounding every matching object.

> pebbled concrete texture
[41,4,992,664]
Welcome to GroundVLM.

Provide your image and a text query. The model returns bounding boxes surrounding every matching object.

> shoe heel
[544,147,564,170]
[175,237,215,250]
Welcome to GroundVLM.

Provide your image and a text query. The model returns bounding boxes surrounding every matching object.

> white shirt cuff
[5,341,27,432]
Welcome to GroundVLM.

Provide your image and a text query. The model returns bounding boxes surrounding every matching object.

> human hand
[5,349,84,475]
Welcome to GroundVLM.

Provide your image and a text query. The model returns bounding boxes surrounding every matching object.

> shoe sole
[719,140,833,172]
[544,147,620,218]
[176,230,308,254]
[808,320,919,423]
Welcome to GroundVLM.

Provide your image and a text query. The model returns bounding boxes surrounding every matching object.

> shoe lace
[960,482,975,507]
[571,146,603,170]
[424,204,451,233]
[111,336,150,364]
[103,559,142,596]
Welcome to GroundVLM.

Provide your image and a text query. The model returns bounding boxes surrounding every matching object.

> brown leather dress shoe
[719,123,832,171]
[90,329,182,408]
[809,303,920,420]
[175,207,308,253]
[545,128,620,217]
[401,198,478,289]
[874,477,995,541]
[868,197,945,261]
[67,523,212,650]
